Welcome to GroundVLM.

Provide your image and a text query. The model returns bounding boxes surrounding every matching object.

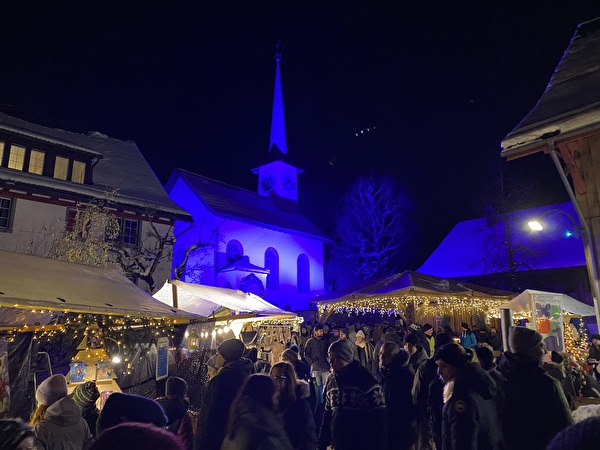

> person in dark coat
[490,326,573,450]
[281,347,317,413]
[546,416,600,450]
[156,376,194,450]
[435,343,501,450]
[194,338,254,450]
[587,333,600,381]
[304,324,330,393]
[72,380,100,437]
[412,332,453,450]
[221,374,293,450]
[355,330,378,376]
[91,422,185,450]
[380,342,417,450]
[270,362,317,450]
[317,339,387,450]
[97,392,168,435]
[488,327,502,351]
[404,333,428,373]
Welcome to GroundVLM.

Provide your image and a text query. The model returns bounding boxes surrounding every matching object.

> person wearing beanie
[490,326,573,450]
[459,323,477,349]
[97,392,168,435]
[546,416,600,450]
[194,339,253,450]
[90,422,185,450]
[72,381,100,436]
[157,377,193,450]
[205,353,222,380]
[404,333,428,373]
[31,374,93,449]
[433,343,501,450]
[421,324,435,357]
[0,418,35,450]
[355,329,377,376]
[412,332,453,450]
[543,350,567,387]
[317,339,387,450]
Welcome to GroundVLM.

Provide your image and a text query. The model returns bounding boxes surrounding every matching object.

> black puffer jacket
[441,363,501,450]
[490,352,573,450]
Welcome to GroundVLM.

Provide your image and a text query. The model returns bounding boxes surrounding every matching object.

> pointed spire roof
[269,41,288,155]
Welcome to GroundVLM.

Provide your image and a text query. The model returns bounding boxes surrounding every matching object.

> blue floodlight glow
[565,231,573,238]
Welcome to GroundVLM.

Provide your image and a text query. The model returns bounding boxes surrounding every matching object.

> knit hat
[434,332,453,349]
[90,422,185,450]
[328,339,355,362]
[422,324,433,332]
[217,338,246,362]
[165,377,187,399]
[404,333,419,346]
[0,419,35,450]
[282,348,299,362]
[460,322,469,330]
[97,392,168,435]
[73,381,100,408]
[546,416,600,450]
[356,330,366,339]
[434,343,470,368]
[509,326,543,355]
[36,374,68,406]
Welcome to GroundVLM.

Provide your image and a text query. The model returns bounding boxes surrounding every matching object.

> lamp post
[528,209,600,327]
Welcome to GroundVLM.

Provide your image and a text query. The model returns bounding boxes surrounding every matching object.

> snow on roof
[0,112,190,219]
[417,202,586,278]
[502,17,600,156]
[0,249,200,322]
[172,168,329,240]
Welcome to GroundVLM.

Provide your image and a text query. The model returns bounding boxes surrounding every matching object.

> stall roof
[498,289,596,317]
[153,279,296,319]
[0,250,200,324]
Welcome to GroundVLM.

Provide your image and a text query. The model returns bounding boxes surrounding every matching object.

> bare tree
[329,175,413,287]
[173,220,223,284]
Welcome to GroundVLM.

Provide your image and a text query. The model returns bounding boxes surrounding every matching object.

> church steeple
[269,41,288,155]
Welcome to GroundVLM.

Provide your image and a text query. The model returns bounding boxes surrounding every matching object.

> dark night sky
[1,1,600,268]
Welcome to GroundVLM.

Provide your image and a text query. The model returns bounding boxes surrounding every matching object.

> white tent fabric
[0,249,199,322]
[153,279,294,318]
[499,289,596,317]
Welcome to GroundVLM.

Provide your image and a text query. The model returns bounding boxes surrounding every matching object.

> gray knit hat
[0,419,34,450]
[36,374,68,406]
[509,326,543,355]
[328,339,355,362]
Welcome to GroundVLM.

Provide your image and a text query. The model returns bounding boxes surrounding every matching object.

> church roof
[0,112,190,220]
[171,168,329,240]
[417,202,586,278]
[502,17,600,157]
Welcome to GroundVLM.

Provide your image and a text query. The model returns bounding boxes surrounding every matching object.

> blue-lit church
[166,50,328,312]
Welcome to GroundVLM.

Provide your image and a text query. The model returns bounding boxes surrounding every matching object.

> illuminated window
[8,145,25,170]
[226,240,243,263]
[54,156,69,180]
[265,248,279,289]
[28,149,45,175]
[0,197,14,231]
[297,254,310,292]
[71,160,86,184]
[0,141,4,164]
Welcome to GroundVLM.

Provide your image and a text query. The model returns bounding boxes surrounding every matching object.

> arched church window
[265,248,279,290]
[226,240,243,263]
[297,254,310,292]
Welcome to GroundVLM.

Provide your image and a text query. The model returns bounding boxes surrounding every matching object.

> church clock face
[261,169,276,193]
[281,170,296,192]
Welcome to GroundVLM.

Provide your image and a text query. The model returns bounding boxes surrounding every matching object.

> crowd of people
[2,321,600,449]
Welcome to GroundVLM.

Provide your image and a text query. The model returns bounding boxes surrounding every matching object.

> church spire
[269,41,288,154]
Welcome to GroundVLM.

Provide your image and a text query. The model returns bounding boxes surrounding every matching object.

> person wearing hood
[404,333,428,374]
[380,342,417,450]
[96,392,167,436]
[30,373,93,449]
[72,381,100,437]
[194,338,253,450]
[317,339,387,450]
[490,326,573,450]
[435,343,501,450]
[270,362,317,450]
[156,376,194,450]
[221,374,293,450]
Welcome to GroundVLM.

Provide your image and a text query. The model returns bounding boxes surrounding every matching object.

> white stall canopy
[499,289,596,318]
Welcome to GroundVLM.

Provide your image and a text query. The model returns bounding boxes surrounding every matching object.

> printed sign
[156,337,169,381]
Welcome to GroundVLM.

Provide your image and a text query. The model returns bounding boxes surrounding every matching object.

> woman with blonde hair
[270,362,316,450]
[30,374,93,449]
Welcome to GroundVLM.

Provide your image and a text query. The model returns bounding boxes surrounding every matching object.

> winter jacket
[220,396,293,450]
[33,396,93,450]
[156,396,194,450]
[78,403,99,439]
[490,352,573,450]
[281,381,317,450]
[408,347,428,373]
[459,331,477,349]
[194,358,254,450]
[304,336,330,373]
[318,360,387,450]
[381,352,418,449]
[441,363,501,450]
[356,341,378,376]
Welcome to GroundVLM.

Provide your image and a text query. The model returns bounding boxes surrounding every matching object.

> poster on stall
[156,337,168,381]
[0,339,9,413]
[530,292,564,352]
